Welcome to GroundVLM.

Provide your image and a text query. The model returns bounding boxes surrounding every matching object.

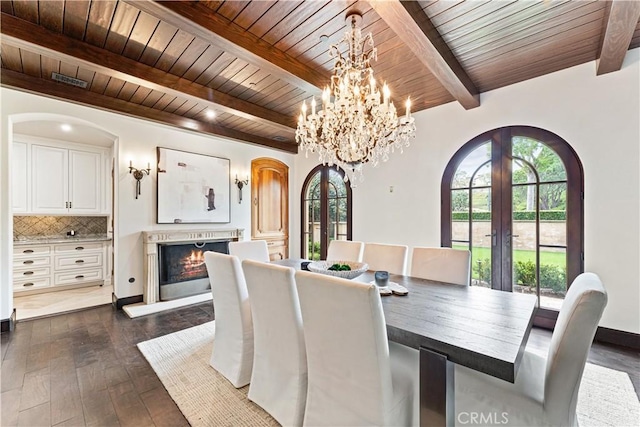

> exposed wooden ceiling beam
[597,0,640,75]
[123,0,326,94]
[0,12,295,135]
[368,0,480,110]
[1,69,298,153]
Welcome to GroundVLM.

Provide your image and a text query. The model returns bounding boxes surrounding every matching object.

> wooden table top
[276,259,538,383]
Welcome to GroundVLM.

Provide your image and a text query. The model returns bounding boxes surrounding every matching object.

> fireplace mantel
[142,228,243,304]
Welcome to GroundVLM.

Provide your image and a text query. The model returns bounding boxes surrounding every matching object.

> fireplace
[143,229,243,305]
[158,241,229,301]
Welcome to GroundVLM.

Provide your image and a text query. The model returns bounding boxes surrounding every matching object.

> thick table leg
[420,347,454,427]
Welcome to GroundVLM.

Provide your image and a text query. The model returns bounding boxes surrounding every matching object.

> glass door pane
[328,169,348,242]
[471,187,491,288]
[451,142,492,288]
[512,182,538,302]
[303,173,322,260]
[539,181,568,309]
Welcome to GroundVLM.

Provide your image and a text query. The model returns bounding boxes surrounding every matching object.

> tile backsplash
[13,216,108,239]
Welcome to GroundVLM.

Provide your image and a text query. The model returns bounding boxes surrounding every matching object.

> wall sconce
[129,161,151,199]
[235,175,249,204]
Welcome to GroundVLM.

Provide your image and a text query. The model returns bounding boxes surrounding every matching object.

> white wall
[0,117,12,321]
[0,89,295,316]
[295,49,640,334]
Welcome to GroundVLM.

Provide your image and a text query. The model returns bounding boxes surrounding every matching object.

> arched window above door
[301,165,352,260]
[441,126,584,314]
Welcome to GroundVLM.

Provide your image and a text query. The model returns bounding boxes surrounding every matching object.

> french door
[441,126,583,320]
[301,165,352,260]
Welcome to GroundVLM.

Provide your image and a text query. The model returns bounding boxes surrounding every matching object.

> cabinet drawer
[13,256,50,269]
[54,253,103,270]
[14,246,51,257]
[54,268,103,285]
[13,267,50,280]
[14,277,51,292]
[54,242,104,253]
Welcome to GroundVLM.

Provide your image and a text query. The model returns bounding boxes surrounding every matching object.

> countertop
[13,234,112,246]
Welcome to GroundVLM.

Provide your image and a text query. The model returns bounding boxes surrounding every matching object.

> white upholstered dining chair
[204,251,253,388]
[410,247,471,285]
[242,260,307,427]
[295,270,418,426]
[326,239,364,262]
[228,240,270,262]
[363,242,409,275]
[455,272,607,426]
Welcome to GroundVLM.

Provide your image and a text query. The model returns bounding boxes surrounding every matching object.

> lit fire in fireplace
[172,249,207,281]
[186,250,205,267]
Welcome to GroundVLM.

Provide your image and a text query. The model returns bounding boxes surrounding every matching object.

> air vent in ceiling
[51,72,88,89]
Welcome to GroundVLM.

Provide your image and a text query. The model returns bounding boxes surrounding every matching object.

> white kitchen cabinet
[13,240,109,294]
[12,141,28,213]
[68,149,102,213]
[32,144,69,213]
[16,136,109,214]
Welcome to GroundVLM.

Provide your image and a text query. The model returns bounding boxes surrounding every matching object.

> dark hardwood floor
[1,302,638,427]
[1,303,213,427]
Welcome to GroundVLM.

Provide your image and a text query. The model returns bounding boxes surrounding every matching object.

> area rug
[138,321,640,427]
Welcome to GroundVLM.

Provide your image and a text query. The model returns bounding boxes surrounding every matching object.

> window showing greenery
[302,166,352,260]
[443,126,583,317]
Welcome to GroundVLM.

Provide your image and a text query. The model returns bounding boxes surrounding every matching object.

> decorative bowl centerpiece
[307,260,369,280]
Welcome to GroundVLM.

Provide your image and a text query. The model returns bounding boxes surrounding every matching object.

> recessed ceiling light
[205,110,216,119]
[273,136,288,142]
[61,124,72,132]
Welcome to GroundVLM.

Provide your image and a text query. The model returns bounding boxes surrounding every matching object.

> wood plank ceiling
[1,0,638,153]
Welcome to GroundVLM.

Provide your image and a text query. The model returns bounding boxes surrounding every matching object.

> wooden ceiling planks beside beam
[368,0,480,110]
[0,12,296,135]
[0,68,297,153]
[597,0,640,75]
[123,0,326,95]
[451,1,605,62]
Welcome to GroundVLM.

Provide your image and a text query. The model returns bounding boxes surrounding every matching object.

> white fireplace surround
[143,228,243,304]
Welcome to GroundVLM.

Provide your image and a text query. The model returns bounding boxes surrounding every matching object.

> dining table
[275,259,539,427]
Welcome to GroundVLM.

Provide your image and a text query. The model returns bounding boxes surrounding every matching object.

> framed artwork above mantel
[156,147,230,224]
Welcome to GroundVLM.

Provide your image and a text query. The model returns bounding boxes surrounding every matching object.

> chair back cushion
[326,240,364,262]
[544,272,607,426]
[410,247,471,285]
[204,251,253,387]
[229,240,270,263]
[295,270,392,426]
[243,260,307,426]
[363,242,409,275]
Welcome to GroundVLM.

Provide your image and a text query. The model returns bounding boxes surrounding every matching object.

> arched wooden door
[251,158,289,260]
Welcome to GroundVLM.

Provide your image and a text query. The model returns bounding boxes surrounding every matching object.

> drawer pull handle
[75,275,85,279]
[23,271,34,275]
[23,283,34,287]
[23,249,34,254]
[75,247,84,251]
[75,260,85,264]
[23,260,34,265]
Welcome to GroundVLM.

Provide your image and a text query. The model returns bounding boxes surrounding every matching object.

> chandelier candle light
[296,12,416,185]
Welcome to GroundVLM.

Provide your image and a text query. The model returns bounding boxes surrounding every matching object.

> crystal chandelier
[295,12,416,185]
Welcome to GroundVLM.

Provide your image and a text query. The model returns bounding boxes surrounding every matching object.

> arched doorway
[441,126,583,320]
[5,113,118,320]
[301,165,352,260]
